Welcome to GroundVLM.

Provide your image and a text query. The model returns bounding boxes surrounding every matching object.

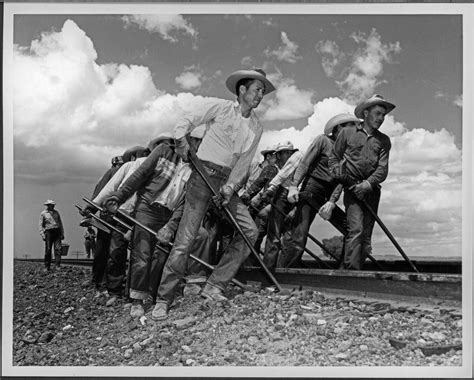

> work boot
[200,283,228,302]
[151,302,168,321]
[130,300,144,318]
[184,283,202,296]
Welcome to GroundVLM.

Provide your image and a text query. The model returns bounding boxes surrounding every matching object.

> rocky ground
[12,261,463,368]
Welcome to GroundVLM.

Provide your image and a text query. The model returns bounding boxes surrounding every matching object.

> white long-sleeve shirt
[174,99,263,191]
[267,151,303,192]
[93,157,146,214]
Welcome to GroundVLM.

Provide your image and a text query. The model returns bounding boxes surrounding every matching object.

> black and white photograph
[2,1,473,378]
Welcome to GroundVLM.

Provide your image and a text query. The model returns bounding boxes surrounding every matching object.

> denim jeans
[280,178,347,268]
[129,199,171,300]
[44,228,62,269]
[343,186,381,270]
[263,186,293,271]
[157,162,258,306]
[106,219,129,296]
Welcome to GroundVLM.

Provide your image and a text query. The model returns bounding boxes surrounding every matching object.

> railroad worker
[255,141,302,272]
[83,226,96,259]
[152,68,276,320]
[239,145,278,254]
[328,94,394,270]
[111,156,124,168]
[90,139,166,300]
[240,145,277,196]
[81,147,147,290]
[105,126,207,318]
[39,199,65,271]
[279,114,359,268]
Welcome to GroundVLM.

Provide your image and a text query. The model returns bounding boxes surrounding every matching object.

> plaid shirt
[113,142,180,207]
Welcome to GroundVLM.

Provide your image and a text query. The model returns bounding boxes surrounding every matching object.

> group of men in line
[72,67,394,322]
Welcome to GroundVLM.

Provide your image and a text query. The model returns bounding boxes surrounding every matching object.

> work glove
[240,191,251,206]
[104,195,120,214]
[350,180,372,200]
[213,184,234,208]
[155,224,174,246]
[175,137,190,162]
[79,204,96,217]
[318,201,335,221]
[287,185,299,204]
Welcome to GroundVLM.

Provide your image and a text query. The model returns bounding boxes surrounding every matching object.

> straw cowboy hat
[274,141,299,153]
[225,68,276,96]
[354,94,396,119]
[260,145,276,156]
[44,199,56,205]
[324,113,361,137]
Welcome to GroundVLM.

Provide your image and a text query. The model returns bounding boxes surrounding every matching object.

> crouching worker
[152,68,276,321]
[104,126,206,318]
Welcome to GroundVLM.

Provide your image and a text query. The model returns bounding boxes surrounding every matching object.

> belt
[201,160,232,178]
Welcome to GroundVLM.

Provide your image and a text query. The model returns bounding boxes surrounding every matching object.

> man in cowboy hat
[151,68,275,320]
[255,141,303,271]
[329,94,395,270]
[104,126,209,318]
[280,113,360,268]
[39,199,64,271]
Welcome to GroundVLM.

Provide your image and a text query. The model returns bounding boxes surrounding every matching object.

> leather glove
[240,191,251,206]
[123,230,133,242]
[104,195,120,214]
[287,185,299,204]
[351,180,372,200]
[318,201,335,221]
[175,137,190,162]
[41,234,46,241]
[155,225,174,246]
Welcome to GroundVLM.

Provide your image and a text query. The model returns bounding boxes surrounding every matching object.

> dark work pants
[343,187,381,270]
[280,178,347,268]
[92,227,111,287]
[106,221,129,296]
[263,187,293,272]
[129,199,171,301]
[44,228,61,269]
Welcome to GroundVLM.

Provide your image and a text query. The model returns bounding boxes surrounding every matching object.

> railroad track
[15,258,462,306]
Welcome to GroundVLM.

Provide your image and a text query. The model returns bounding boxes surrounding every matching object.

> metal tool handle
[188,150,282,292]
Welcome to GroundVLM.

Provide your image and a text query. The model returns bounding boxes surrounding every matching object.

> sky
[9,11,465,261]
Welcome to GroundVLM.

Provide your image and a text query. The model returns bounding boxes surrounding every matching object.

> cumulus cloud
[259,74,314,121]
[317,29,401,103]
[265,31,301,63]
[13,19,214,184]
[121,14,197,43]
[316,40,345,77]
[175,70,202,90]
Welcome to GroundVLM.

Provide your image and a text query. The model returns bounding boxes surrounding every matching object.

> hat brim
[324,114,361,136]
[354,99,395,119]
[260,150,275,156]
[275,148,299,153]
[226,70,276,96]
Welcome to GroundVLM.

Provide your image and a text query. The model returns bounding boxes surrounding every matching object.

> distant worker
[39,199,64,271]
[83,226,96,259]
[329,95,394,270]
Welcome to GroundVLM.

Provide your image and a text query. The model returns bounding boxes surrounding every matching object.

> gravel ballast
[11,261,463,368]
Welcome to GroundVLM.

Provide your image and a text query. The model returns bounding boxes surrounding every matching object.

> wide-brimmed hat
[260,145,276,156]
[148,133,174,151]
[122,146,148,162]
[189,124,207,139]
[274,141,298,153]
[324,114,361,136]
[44,199,56,205]
[225,68,275,96]
[354,94,396,119]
